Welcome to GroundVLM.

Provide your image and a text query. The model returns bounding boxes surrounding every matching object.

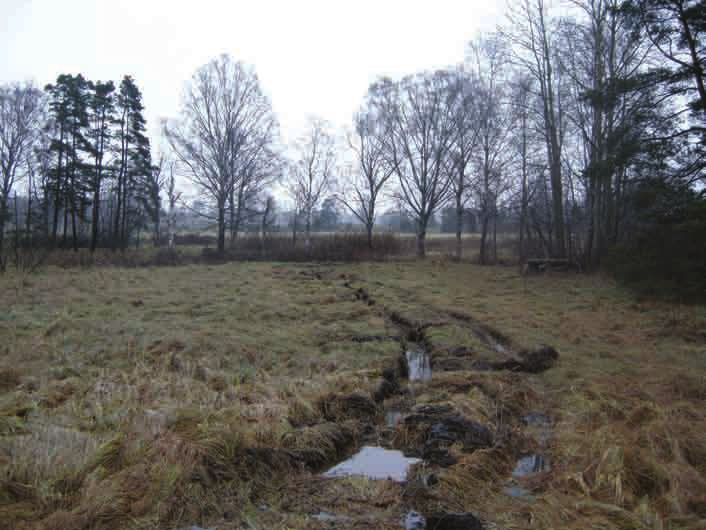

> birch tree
[0,83,44,271]
[506,0,568,257]
[288,117,336,246]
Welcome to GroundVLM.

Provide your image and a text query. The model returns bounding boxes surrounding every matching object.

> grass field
[1,261,705,529]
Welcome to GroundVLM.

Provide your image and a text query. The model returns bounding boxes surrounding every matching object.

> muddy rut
[180,269,560,530]
[258,271,558,529]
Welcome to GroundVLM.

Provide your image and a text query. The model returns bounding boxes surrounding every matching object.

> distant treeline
[0,0,704,299]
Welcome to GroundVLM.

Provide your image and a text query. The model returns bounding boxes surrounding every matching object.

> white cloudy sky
[1,0,505,148]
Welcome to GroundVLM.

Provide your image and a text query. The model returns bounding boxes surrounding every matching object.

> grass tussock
[280,421,358,470]
[316,392,378,422]
[0,261,704,528]
[0,368,21,394]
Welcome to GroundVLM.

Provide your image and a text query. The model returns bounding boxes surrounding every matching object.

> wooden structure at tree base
[522,258,582,275]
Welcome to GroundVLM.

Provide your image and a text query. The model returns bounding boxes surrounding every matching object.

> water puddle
[512,453,550,477]
[407,349,431,382]
[323,446,422,482]
[504,485,535,501]
[314,512,351,522]
[386,410,403,427]
[404,511,426,529]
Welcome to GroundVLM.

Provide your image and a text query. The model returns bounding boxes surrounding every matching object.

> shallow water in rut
[404,511,426,529]
[513,453,551,477]
[386,410,403,427]
[406,349,432,382]
[323,446,422,482]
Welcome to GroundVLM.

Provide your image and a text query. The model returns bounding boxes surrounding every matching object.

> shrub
[608,179,706,303]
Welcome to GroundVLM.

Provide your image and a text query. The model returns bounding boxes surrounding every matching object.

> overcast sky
[1,0,505,150]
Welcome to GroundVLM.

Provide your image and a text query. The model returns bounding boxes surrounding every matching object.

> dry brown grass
[0,369,21,394]
[0,261,704,529]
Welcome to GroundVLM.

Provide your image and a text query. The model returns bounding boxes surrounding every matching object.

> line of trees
[0,73,157,270]
[0,0,703,287]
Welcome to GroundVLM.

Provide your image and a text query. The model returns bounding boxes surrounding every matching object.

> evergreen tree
[621,0,706,184]
[44,76,71,245]
[45,74,91,249]
[114,76,151,249]
[86,80,116,251]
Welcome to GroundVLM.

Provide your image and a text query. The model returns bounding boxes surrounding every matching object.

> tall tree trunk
[537,1,565,257]
[292,214,297,246]
[0,197,6,272]
[114,106,128,250]
[519,113,528,263]
[416,218,427,258]
[153,210,160,248]
[455,211,463,260]
[228,186,235,248]
[62,207,68,247]
[305,209,312,252]
[90,187,100,252]
[217,202,226,252]
[492,209,498,264]
[26,165,33,240]
[233,182,244,245]
[113,170,122,250]
[69,126,79,252]
[480,213,489,265]
[14,194,20,269]
[121,189,128,250]
[90,115,105,253]
[51,127,65,245]
[548,144,565,257]
[71,209,78,251]
[455,186,463,259]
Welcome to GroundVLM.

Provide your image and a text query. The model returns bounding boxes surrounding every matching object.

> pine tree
[45,74,91,249]
[114,76,151,249]
[65,75,90,250]
[86,80,116,252]
[621,0,706,184]
[44,76,71,246]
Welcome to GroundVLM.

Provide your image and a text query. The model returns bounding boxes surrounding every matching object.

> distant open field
[1,261,705,529]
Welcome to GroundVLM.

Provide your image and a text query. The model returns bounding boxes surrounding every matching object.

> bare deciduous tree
[338,108,394,249]
[164,54,279,252]
[165,160,181,250]
[228,127,281,246]
[447,68,482,258]
[260,195,276,256]
[288,117,337,247]
[505,0,568,257]
[510,74,541,262]
[372,72,457,257]
[467,35,516,264]
[0,82,44,271]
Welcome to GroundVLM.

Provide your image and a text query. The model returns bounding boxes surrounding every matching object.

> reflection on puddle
[323,446,422,481]
[404,511,426,529]
[504,485,535,501]
[513,454,550,477]
[314,512,351,522]
[407,349,432,382]
[386,411,402,427]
